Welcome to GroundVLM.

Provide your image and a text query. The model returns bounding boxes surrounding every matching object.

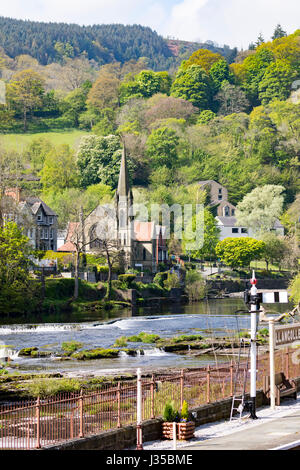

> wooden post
[35,396,41,449]
[79,389,84,438]
[269,319,276,410]
[180,370,184,409]
[173,422,177,450]
[286,347,289,379]
[136,368,143,450]
[117,382,121,428]
[207,366,210,404]
[151,375,155,419]
[230,361,233,396]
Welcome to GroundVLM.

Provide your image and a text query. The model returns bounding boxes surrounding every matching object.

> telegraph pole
[249,270,259,419]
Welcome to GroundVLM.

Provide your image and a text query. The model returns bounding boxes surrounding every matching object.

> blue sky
[0,0,299,49]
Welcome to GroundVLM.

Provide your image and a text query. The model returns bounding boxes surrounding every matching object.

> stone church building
[82,149,168,273]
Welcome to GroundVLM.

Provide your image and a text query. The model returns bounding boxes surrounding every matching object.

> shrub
[172,334,203,343]
[185,270,206,301]
[61,341,83,353]
[127,332,160,343]
[180,400,189,421]
[163,400,179,422]
[118,274,136,288]
[26,378,82,397]
[72,348,119,360]
[153,272,168,287]
[114,337,128,347]
[19,347,38,356]
[163,272,180,289]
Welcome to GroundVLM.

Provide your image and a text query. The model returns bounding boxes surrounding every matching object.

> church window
[224,206,230,216]
[120,210,126,228]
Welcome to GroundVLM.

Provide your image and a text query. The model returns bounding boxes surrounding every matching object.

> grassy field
[0,129,89,152]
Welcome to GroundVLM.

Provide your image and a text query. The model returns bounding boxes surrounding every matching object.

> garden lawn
[0,129,89,152]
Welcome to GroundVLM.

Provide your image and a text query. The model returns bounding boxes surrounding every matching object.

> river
[0,299,291,377]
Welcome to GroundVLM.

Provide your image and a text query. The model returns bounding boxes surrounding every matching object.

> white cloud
[162,0,300,48]
[165,0,210,41]
[0,0,167,27]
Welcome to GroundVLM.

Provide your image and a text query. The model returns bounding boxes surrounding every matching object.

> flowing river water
[0,299,290,377]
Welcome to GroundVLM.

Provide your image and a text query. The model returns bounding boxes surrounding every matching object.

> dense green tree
[6,69,45,131]
[59,88,87,126]
[0,221,39,315]
[24,137,54,173]
[289,274,300,305]
[241,47,275,105]
[76,134,133,188]
[146,127,179,169]
[197,110,216,124]
[40,144,79,193]
[182,208,220,259]
[182,49,223,73]
[258,60,296,105]
[119,70,172,104]
[272,24,287,40]
[209,59,234,92]
[215,237,265,268]
[260,232,286,270]
[171,64,212,110]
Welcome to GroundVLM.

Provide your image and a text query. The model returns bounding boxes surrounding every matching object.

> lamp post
[249,270,259,419]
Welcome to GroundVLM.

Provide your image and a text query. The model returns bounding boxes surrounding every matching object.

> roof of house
[216,216,284,230]
[133,221,166,242]
[197,180,224,187]
[57,241,76,252]
[216,216,239,227]
[134,221,156,241]
[66,222,80,241]
[25,197,57,217]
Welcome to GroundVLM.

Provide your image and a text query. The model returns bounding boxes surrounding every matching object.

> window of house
[241,228,248,234]
[232,228,239,234]
[50,228,53,239]
[44,229,48,239]
[224,206,230,216]
[40,229,44,239]
[37,214,42,222]
[49,216,53,225]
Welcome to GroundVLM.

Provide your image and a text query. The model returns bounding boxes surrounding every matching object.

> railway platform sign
[275,323,300,347]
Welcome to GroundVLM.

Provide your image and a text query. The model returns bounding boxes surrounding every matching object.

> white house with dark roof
[216,215,284,241]
[4,188,58,251]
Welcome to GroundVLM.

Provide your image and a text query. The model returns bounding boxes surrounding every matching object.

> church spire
[117,146,130,197]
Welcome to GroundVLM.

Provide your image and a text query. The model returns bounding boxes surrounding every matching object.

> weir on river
[0,299,291,376]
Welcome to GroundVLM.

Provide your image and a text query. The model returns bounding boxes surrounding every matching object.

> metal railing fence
[0,346,299,449]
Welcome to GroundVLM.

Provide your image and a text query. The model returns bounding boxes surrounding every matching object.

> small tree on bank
[215,237,266,269]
